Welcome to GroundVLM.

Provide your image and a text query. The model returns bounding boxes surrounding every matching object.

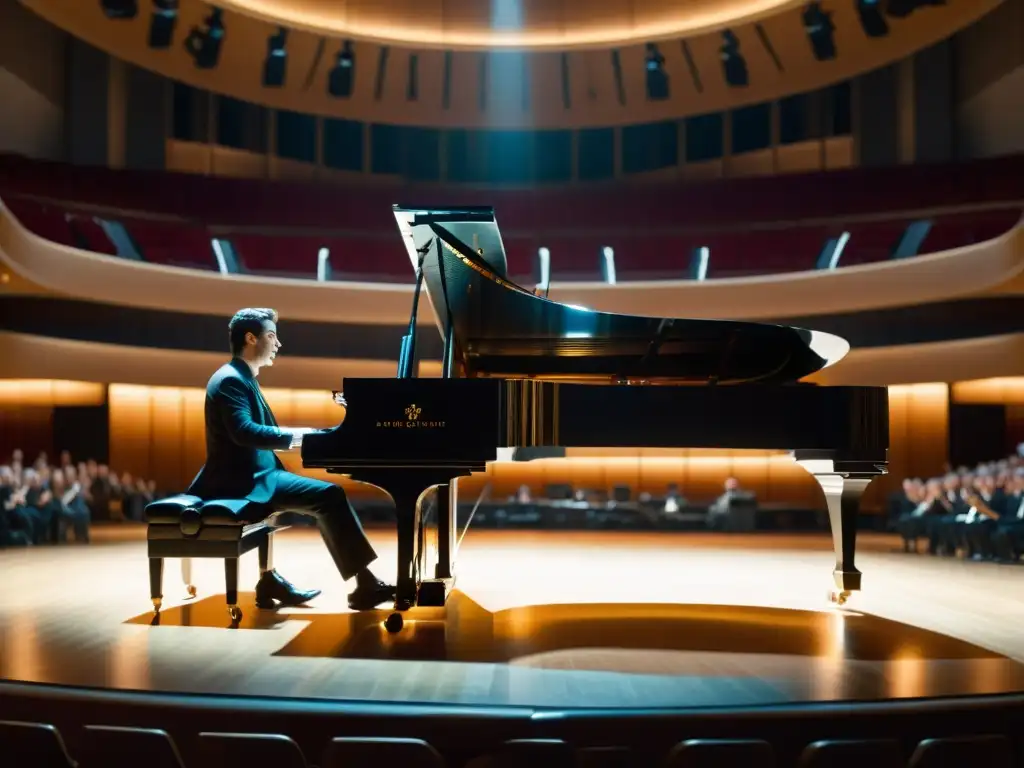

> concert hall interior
[2,0,1024,765]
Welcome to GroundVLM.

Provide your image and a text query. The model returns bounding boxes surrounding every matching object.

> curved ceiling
[217,0,805,51]
[21,0,1006,129]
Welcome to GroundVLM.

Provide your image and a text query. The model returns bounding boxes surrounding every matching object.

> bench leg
[224,557,241,624]
[149,557,164,614]
[181,558,196,598]
[258,532,274,574]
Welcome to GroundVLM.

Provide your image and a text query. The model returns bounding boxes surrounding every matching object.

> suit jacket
[186,358,293,503]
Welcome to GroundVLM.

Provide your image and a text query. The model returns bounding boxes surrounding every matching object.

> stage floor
[1,527,1024,710]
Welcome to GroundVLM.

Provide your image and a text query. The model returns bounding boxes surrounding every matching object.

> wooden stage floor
[1,526,1024,710]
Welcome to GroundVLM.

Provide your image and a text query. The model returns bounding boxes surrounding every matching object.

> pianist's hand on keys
[286,427,317,449]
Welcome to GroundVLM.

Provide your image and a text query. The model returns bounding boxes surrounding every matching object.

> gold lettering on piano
[375,403,446,429]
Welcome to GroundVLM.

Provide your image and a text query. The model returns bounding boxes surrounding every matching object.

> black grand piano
[303,206,888,632]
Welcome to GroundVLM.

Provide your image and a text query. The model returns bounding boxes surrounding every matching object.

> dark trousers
[264,471,376,581]
[60,498,91,543]
[927,514,961,554]
[993,520,1024,561]
[965,518,997,558]
[10,504,52,544]
[896,513,929,549]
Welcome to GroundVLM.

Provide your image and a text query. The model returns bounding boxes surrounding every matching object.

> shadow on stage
[124,590,1005,665]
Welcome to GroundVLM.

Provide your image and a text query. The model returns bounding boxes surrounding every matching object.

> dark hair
[228,308,278,355]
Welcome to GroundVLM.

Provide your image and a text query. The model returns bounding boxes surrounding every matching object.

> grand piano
[303,206,889,632]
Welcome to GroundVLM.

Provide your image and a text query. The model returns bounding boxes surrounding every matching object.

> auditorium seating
[1,718,1021,768]
[3,152,1023,230]
[1,152,1021,281]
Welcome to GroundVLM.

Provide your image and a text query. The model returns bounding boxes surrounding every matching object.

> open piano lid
[392,205,849,385]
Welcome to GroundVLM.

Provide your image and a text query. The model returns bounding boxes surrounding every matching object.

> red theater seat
[835,220,913,266]
[704,226,828,277]
[2,153,1020,281]
[1,197,76,247]
[612,234,695,281]
[124,219,217,271]
[66,214,117,255]
[316,236,412,282]
[230,234,320,278]
[922,208,1021,252]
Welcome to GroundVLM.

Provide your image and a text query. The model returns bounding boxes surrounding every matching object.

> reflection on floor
[1,528,1023,709]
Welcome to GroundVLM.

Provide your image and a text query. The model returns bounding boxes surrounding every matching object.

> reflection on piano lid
[392,205,849,385]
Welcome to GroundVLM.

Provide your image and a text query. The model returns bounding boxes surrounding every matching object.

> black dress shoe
[255,569,321,609]
[347,579,396,611]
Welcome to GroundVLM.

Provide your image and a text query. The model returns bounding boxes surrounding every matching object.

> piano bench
[145,494,289,624]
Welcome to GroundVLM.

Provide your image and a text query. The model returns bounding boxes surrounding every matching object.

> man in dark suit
[186,308,394,611]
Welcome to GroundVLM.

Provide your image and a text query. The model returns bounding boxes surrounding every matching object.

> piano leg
[350,469,466,632]
[434,481,455,581]
[795,454,886,606]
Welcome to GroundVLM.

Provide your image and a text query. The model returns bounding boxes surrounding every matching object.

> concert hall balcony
[1,154,1021,281]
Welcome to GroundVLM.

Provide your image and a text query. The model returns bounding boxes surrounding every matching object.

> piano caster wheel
[228,605,243,623]
[186,584,197,599]
[152,598,162,615]
[384,612,404,633]
[828,589,852,607]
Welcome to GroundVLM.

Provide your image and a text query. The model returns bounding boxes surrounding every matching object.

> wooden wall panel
[108,385,154,484]
[0,406,54,465]
[953,377,1024,405]
[149,387,187,492]
[97,381,971,512]
[182,388,207,488]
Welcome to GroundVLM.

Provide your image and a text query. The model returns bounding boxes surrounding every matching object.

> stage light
[644,44,669,101]
[856,0,889,37]
[719,30,749,88]
[148,0,178,49]
[328,42,355,98]
[803,2,837,61]
[263,27,288,87]
[101,0,138,19]
[183,7,224,70]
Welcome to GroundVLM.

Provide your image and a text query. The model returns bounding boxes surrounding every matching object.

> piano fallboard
[301,378,889,472]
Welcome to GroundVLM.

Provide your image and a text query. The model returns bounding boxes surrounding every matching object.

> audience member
[894,452,1024,563]
[0,448,161,548]
[706,477,757,531]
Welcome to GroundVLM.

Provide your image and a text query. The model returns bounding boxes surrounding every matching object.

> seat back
[322,737,445,768]
[490,738,576,767]
[799,738,904,768]
[198,732,308,768]
[908,734,1014,768]
[665,738,776,768]
[0,720,76,768]
[80,725,185,768]
[577,745,634,767]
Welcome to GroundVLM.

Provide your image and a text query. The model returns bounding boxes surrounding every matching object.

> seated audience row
[0,448,164,548]
[892,451,1024,563]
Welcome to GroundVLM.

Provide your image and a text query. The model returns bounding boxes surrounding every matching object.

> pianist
[185,308,395,611]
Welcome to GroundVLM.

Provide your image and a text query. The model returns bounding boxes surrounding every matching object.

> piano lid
[392,205,849,385]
